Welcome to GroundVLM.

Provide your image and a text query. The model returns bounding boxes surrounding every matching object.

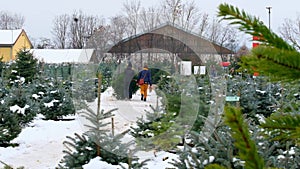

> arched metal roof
[108,23,233,65]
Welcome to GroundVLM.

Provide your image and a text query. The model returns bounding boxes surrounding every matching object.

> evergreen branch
[260,113,300,144]
[205,164,227,169]
[62,141,76,152]
[224,106,265,169]
[75,133,87,142]
[0,160,13,169]
[238,52,300,81]
[189,148,202,167]
[251,46,300,70]
[218,3,295,51]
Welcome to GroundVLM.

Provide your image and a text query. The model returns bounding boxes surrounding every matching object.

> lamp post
[230,39,235,62]
[266,6,272,30]
[73,17,79,48]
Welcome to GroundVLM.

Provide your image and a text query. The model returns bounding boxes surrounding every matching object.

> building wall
[0,47,12,61]
[0,30,32,62]
[12,31,32,61]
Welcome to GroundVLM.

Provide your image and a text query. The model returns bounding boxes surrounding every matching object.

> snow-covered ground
[0,87,178,169]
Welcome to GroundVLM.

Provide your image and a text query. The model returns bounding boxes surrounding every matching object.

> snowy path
[0,87,176,169]
[79,87,160,133]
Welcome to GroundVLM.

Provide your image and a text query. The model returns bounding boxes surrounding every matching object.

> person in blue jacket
[137,64,152,101]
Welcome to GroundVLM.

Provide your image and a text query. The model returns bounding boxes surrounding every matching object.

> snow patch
[10,104,30,114]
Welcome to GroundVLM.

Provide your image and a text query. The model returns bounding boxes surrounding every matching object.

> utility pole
[266,6,272,30]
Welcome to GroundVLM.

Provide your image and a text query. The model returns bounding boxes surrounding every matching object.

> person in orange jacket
[137,64,152,101]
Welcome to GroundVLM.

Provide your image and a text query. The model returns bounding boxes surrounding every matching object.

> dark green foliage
[205,164,228,169]
[130,104,165,139]
[170,125,239,169]
[192,75,211,131]
[226,75,285,123]
[224,106,264,169]
[97,62,117,92]
[0,61,40,146]
[58,133,97,168]
[4,84,37,126]
[157,74,211,132]
[260,113,300,144]
[148,68,169,84]
[131,74,201,151]
[111,71,139,100]
[251,46,300,73]
[42,63,73,82]
[239,47,300,82]
[0,79,37,146]
[218,3,295,52]
[9,49,38,84]
[218,3,300,82]
[0,101,22,147]
[58,102,148,168]
[0,56,4,76]
[77,78,98,102]
[171,114,300,169]
[40,82,75,120]
[131,103,183,151]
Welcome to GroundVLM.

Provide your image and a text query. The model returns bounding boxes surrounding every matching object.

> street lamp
[73,17,79,48]
[230,39,235,61]
[266,6,272,30]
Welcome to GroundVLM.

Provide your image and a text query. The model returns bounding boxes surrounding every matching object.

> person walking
[124,62,135,100]
[137,64,152,101]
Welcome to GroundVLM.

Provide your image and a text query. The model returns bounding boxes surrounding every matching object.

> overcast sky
[2,0,300,45]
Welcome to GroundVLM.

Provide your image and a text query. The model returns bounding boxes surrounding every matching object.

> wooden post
[236,90,240,108]
[97,72,102,115]
[128,149,132,169]
[111,117,114,136]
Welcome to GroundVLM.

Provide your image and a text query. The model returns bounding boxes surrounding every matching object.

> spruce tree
[40,81,75,120]
[0,100,21,147]
[9,49,38,84]
[58,73,148,168]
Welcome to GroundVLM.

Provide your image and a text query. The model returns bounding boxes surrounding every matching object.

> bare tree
[205,18,222,43]
[0,11,24,29]
[178,0,199,31]
[279,16,300,50]
[70,10,85,49]
[139,6,162,32]
[198,13,209,37]
[158,0,201,32]
[123,0,141,36]
[52,14,69,49]
[204,17,240,60]
[68,10,103,49]
[160,0,182,25]
[36,38,54,49]
[108,15,128,45]
[87,25,111,62]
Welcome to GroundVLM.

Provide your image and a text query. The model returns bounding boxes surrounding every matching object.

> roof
[30,49,95,64]
[0,29,23,45]
[108,23,232,65]
[109,23,232,55]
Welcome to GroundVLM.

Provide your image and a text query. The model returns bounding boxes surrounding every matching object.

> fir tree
[40,81,75,120]
[0,101,21,147]
[58,73,148,168]
[9,49,38,84]
[5,83,37,126]
[217,3,300,161]
[58,103,149,168]
[218,3,300,81]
